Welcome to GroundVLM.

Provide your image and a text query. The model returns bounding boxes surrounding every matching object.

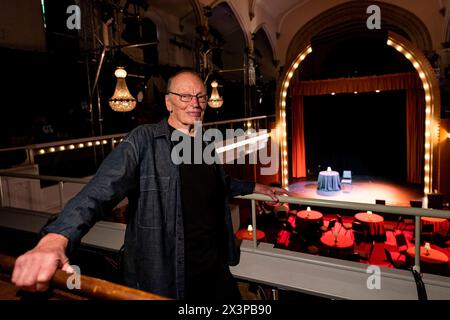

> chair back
[336,214,344,226]
[327,219,336,231]
[384,248,396,267]
[395,233,408,252]
[343,171,351,179]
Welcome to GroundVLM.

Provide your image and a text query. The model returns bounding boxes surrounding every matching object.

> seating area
[248,201,450,277]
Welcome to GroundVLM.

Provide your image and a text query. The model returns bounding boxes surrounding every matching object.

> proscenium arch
[276,45,312,188]
[285,1,433,66]
[386,32,441,195]
[276,32,441,194]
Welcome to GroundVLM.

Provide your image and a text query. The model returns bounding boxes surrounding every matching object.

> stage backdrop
[290,72,424,184]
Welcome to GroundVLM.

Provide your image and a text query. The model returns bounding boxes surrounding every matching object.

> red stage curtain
[406,89,425,184]
[291,95,306,178]
[291,72,421,96]
[290,72,424,182]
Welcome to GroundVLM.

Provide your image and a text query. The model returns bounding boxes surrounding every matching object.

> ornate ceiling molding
[285,1,433,66]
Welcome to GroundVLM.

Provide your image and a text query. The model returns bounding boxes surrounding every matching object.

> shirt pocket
[138,175,170,228]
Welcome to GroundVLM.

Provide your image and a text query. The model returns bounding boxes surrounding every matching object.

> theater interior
[0,0,450,301]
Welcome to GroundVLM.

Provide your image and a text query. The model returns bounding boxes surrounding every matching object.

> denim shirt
[42,118,255,299]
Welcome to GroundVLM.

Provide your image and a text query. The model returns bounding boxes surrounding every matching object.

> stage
[288,175,424,208]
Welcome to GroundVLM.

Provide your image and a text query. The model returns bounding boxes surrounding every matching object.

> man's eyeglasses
[167,92,208,103]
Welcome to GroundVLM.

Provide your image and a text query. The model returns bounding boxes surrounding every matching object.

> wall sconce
[208,80,223,108]
[109,67,136,112]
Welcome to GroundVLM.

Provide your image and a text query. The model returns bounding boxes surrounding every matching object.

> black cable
[411,268,428,300]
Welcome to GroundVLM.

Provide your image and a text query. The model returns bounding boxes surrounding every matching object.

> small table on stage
[421,217,449,237]
[317,171,341,192]
[355,212,386,242]
[406,246,449,275]
[235,229,266,241]
[320,233,354,256]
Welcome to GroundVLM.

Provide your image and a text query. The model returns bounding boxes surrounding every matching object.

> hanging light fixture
[207,80,223,108]
[109,67,136,112]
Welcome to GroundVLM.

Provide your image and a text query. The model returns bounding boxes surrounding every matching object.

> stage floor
[288,175,424,207]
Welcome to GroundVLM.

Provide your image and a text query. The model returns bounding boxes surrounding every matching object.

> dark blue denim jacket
[42,118,255,299]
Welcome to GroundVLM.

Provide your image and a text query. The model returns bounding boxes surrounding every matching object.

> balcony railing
[1,171,449,277]
[0,115,275,167]
[236,193,450,274]
[0,253,170,300]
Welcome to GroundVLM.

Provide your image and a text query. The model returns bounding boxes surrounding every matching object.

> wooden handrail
[0,253,171,300]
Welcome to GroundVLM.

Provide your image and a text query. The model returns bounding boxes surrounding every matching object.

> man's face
[165,73,207,128]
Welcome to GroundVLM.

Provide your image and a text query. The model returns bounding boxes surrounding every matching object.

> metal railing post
[251,199,257,249]
[272,288,279,300]
[414,215,421,273]
[26,148,35,165]
[59,181,65,210]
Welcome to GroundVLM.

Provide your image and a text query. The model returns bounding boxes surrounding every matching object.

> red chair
[384,248,408,269]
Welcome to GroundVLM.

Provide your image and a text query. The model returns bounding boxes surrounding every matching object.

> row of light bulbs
[279,46,313,187]
[387,36,434,194]
[36,139,124,155]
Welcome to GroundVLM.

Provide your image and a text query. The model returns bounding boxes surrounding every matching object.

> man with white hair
[12,70,287,300]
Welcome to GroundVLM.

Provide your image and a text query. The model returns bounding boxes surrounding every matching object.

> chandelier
[109,67,137,112]
[207,80,223,108]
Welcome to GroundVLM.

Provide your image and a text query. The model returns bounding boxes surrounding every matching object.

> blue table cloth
[317,171,341,192]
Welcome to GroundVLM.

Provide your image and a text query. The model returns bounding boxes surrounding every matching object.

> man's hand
[253,183,293,201]
[11,233,72,292]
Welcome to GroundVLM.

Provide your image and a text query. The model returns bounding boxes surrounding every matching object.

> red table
[297,210,323,221]
[235,229,266,241]
[355,212,386,241]
[320,233,354,255]
[421,217,449,237]
[406,246,449,274]
[296,210,323,236]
